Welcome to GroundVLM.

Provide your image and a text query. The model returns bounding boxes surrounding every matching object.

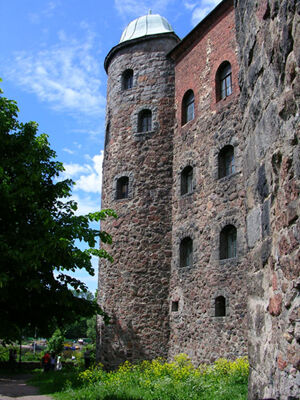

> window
[138,109,152,132]
[182,90,194,125]
[216,62,232,101]
[220,225,237,260]
[218,145,235,178]
[105,122,110,148]
[215,296,226,317]
[180,237,193,268]
[116,177,129,199]
[181,166,193,195]
[172,301,179,312]
[122,69,133,90]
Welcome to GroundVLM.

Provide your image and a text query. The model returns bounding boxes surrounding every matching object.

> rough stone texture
[98,0,249,370]
[168,1,248,364]
[235,0,300,398]
[97,1,299,392]
[97,34,179,368]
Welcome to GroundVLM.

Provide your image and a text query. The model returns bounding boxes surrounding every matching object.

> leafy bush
[30,354,248,400]
[47,329,65,355]
[0,345,10,362]
[74,355,248,400]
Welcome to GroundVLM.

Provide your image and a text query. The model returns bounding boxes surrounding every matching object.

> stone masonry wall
[235,1,300,398]
[169,2,248,364]
[97,35,179,368]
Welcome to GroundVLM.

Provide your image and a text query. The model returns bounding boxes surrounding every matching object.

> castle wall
[97,35,178,368]
[235,1,300,398]
[168,2,248,363]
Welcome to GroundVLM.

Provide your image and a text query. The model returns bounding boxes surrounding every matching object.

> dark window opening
[180,237,193,268]
[181,166,193,195]
[220,224,237,260]
[116,176,129,200]
[122,69,133,90]
[138,109,152,132]
[218,145,235,178]
[172,301,179,312]
[215,296,226,317]
[182,90,195,125]
[105,122,110,148]
[216,62,232,101]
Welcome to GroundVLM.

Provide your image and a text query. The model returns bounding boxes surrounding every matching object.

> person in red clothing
[42,352,51,372]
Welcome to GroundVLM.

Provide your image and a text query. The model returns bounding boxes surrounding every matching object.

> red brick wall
[169,3,247,363]
[174,4,239,123]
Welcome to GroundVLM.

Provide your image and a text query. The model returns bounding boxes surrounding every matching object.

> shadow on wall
[100,312,147,369]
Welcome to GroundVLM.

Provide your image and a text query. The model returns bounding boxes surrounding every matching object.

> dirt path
[0,374,52,400]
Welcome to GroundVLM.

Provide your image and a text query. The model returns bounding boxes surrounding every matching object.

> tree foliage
[64,291,97,340]
[47,328,65,355]
[0,85,116,341]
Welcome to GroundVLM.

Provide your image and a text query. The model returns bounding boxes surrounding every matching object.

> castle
[97,1,299,399]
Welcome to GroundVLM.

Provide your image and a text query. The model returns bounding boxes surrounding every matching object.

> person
[56,355,62,371]
[42,351,51,372]
[50,352,56,371]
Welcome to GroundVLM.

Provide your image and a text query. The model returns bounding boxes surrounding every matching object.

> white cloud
[75,153,103,193]
[61,151,104,194]
[5,27,105,118]
[63,148,75,154]
[63,163,91,179]
[114,0,175,19]
[185,0,222,26]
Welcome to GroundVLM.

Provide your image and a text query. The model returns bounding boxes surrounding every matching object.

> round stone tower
[97,13,180,368]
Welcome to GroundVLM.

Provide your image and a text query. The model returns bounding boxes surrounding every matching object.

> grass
[28,355,248,400]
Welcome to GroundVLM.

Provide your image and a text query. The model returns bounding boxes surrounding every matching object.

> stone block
[247,206,262,248]
[268,294,282,316]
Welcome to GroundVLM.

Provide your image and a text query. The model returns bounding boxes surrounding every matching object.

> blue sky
[0,0,221,292]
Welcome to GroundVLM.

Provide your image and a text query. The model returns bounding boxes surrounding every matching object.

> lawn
[29,354,248,400]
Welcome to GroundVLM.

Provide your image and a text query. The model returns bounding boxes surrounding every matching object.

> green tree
[47,328,65,355]
[64,291,97,340]
[0,85,116,341]
[86,315,97,343]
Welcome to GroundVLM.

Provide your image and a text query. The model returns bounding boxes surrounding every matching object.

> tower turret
[97,14,179,368]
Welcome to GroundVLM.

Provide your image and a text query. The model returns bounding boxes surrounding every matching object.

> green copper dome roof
[120,13,174,43]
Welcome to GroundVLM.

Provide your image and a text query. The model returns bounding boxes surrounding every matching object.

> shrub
[33,354,249,400]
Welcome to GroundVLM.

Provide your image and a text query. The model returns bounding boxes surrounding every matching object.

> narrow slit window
[138,109,152,132]
[215,296,226,317]
[218,145,235,178]
[105,122,110,148]
[172,301,179,312]
[182,90,194,125]
[180,237,193,268]
[220,225,237,260]
[116,177,129,200]
[181,166,193,195]
[122,69,133,90]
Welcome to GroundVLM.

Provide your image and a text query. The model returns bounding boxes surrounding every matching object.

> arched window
[220,225,237,260]
[138,109,152,132]
[182,90,194,125]
[180,237,193,268]
[215,296,226,317]
[218,145,235,178]
[216,62,232,101]
[122,69,133,90]
[181,166,193,195]
[116,176,129,200]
